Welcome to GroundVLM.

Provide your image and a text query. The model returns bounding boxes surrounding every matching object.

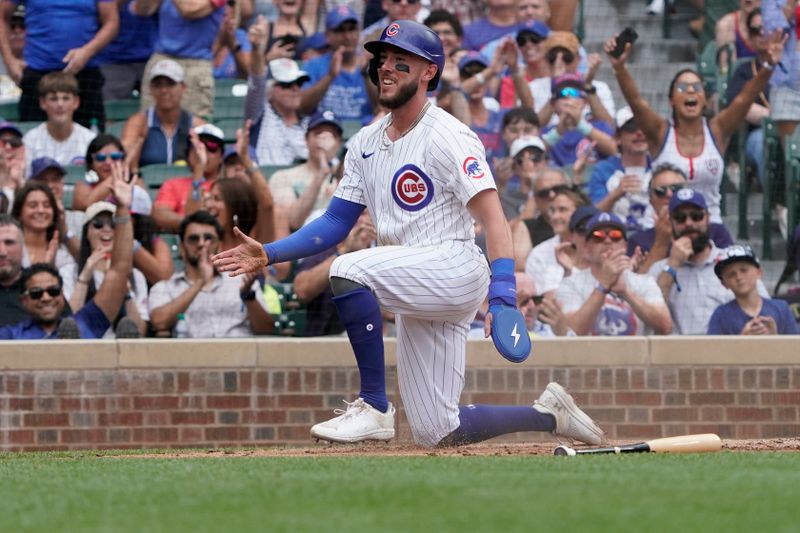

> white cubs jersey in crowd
[652,119,724,223]
[335,105,497,245]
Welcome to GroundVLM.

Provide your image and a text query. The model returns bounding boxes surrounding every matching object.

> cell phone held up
[611,27,638,58]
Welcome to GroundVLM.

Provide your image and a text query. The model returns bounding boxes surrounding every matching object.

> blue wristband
[542,128,561,146]
[488,258,516,307]
[577,119,594,136]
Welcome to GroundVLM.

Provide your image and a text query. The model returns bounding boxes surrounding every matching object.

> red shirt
[154,176,214,216]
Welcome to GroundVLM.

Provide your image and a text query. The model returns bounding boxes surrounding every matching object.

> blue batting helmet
[364,20,445,91]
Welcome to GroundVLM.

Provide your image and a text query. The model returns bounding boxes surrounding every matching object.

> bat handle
[553,445,576,456]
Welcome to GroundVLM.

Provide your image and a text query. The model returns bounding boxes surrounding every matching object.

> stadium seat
[158,232,183,271]
[258,165,290,180]
[215,78,248,97]
[212,96,245,120]
[272,309,308,336]
[785,129,800,236]
[341,119,362,141]
[0,101,18,121]
[105,99,140,123]
[140,163,192,193]
[213,117,244,143]
[106,121,126,138]
[16,121,40,135]
[762,118,782,259]
[697,41,718,96]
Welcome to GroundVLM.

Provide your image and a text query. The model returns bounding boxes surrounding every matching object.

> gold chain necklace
[381,101,430,149]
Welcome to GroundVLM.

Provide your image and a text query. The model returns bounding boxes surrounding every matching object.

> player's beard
[379,78,419,109]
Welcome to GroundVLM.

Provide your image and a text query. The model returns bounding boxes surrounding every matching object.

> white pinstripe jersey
[335,105,497,246]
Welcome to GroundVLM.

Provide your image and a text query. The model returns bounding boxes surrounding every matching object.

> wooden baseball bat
[553,433,722,456]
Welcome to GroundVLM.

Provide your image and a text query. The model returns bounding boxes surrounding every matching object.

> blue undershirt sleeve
[263,197,365,265]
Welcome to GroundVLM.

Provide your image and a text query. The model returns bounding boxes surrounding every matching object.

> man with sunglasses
[627,164,733,274]
[153,124,226,232]
[149,210,274,338]
[300,7,373,124]
[0,170,134,340]
[650,188,767,335]
[0,214,29,326]
[557,212,672,336]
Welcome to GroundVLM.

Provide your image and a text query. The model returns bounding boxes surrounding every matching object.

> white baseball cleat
[534,382,606,446]
[311,398,396,443]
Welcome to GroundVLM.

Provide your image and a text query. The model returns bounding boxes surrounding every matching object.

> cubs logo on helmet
[462,156,485,180]
[386,23,399,37]
[391,164,434,211]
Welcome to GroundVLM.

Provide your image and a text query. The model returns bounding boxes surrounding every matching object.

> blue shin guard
[332,287,388,413]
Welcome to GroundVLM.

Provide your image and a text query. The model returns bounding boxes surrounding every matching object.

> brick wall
[0,337,798,450]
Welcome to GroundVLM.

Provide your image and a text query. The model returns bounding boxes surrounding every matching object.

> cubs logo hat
[713,244,760,279]
[325,6,359,30]
[307,109,343,136]
[668,187,707,214]
[584,212,626,237]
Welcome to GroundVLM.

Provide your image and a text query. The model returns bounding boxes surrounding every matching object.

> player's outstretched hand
[211,227,269,276]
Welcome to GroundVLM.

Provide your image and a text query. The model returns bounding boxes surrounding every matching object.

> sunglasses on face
[556,87,583,99]
[589,229,625,243]
[0,137,22,148]
[185,233,218,245]
[202,140,221,153]
[90,217,114,230]
[546,48,575,65]
[521,294,545,306]
[10,22,24,30]
[94,151,124,162]
[652,183,684,198]
[24,285,61,300]
[534,184,571,199]
[390,0,419,4]
[675,81,703,93]
[460,64,486,79]
[514,151,545,165]
[748,25,763,36]
[671,210,705,223]
[276,80,302,90]
[516,33,544,47]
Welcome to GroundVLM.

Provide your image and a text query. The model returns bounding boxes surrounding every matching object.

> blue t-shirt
[462,19,519,51]
[96,0,158,64]
[544,119,615,167]
[587,156,624,203]
[154,0,223,60]
[213,29,251,79]
[302,54,372,122]
[0,300,110,340]
[707,298,799,335]
[18,0,111,71]
[471,109,506,155]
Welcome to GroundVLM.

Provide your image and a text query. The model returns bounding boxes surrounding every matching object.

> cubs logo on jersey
[462,156,485,180]
[391,164,434,211]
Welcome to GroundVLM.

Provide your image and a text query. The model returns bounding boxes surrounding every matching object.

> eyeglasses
[514,151,545,165]
[555,87,583,99]
[90,217,114,230]
[24,285,61,300]
[185,233,218,245]
[516,33,544,47]
[202,140,221,153]
[95,151,124,162]
[460,64,486,79]
[276,80,302,90]
[0,137,22,148]
[521,294,545,306]
[671,210,705,223]
[534,184,571,199]
[748,25,763,36]
[675,81,703,93]
[652,183,684,198]
[589,229,625,243]
[546,48,575,65]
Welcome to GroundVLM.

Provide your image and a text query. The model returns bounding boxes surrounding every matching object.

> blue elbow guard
[488,258,531,364]
[264,197,365,264]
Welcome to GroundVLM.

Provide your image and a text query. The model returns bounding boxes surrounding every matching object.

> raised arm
[603,35,667,151]
[237,120,276,243]
[0,1,22,83]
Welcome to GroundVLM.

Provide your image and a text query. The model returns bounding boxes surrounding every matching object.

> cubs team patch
[462,156,485,179]
[391,164,434,211]
[386,23,399,37]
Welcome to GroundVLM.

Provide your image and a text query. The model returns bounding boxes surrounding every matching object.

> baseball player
[213,21,605,448]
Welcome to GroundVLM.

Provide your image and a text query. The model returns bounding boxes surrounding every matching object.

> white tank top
[652,119,724,222]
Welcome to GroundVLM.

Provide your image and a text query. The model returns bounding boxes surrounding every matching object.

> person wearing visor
[707,245,798,335]
[500,134,549,221]
[557,212,672,336]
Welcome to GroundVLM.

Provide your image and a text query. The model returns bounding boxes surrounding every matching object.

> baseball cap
[569,205,600,233]
[297,32,329,56]
[713,244,761,279]
[458,51,490,72]
[193,124,225,144]
[544,31,580,55]
[517,20,550,40]
[325,5,358,30]
[222,145,258,163]
[509,135,546,158]
[584,212,626,237]
[668,187,708,214]
[130,186,152,216]
[30,157,65,180]
[551,72,585,98]
[83,201,116,227]
[269,58,310,84]
[0,121,22,138]
[307,109,343,136]
[615,106,636,130]
[11,4,24,20]
[149,59,185,84]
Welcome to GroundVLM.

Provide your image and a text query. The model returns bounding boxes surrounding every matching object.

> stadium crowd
[0,0,798,340]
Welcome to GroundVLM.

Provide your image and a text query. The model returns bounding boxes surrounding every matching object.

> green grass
[0,451,797,532]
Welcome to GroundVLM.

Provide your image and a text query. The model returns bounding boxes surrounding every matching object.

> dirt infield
[104,437,800,459]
